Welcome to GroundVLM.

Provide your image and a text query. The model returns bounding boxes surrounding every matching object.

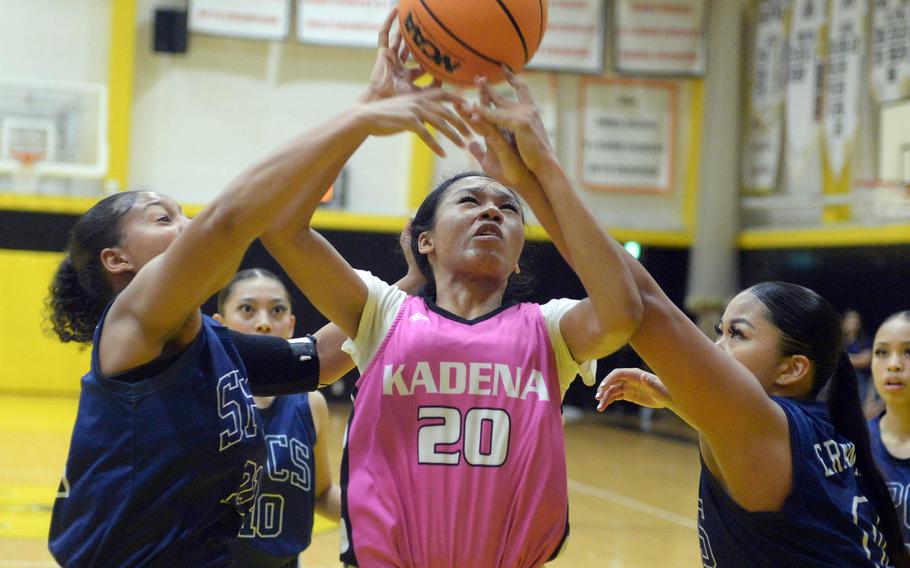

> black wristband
[228,330,320,395]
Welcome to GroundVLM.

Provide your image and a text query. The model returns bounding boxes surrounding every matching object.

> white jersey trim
[341,271,595,397]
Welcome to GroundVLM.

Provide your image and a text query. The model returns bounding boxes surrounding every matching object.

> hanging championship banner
[742,0,786,193]
[297,0,395,47]
[577,78,677,193]
[743,117,783,192]
[189,0,291,40]
[527,0,606,73]
[871,0,910,104]
[614,0,708,76]
[824,0,866,178]
[785,0,825,184]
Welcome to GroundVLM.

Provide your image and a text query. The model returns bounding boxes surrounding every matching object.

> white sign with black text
[825,0,866,177]
[189,0,291,40]
[297,0,395,47]
[527,0,606,73]
[742,0,786,192]
[871,0,910,103]
[785,0,825,182]
[578,79,675,193]
[614,0,707,76]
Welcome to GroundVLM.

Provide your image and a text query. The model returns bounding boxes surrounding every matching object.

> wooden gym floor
[0,395,701,567]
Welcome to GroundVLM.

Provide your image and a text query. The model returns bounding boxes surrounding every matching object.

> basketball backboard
[0,78,108,195]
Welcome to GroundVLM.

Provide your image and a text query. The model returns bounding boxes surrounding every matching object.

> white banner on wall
[825,0,866,178]
[614,0,707,76]
[871,0,910,104]
[785,0,824,183]
[297,0,395,47]
[751,0,787,116]
[742,0,786,192]
[742,118,783,192]
[527,0,606,73]
[189,0,290,40]
[577,78,676,193]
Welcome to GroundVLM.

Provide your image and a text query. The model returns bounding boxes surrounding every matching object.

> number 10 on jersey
[417,406,511,467]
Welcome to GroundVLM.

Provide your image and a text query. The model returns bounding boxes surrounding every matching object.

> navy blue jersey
[49,315,265,568]
[230,393,317,564]
[870,414,910,550]
[698,397,892,567]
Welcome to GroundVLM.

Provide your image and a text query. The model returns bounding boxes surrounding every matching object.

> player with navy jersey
[596,278,910,565]
[699,394,894,566]
[214,269,341,567]
[869,311,910,549]
[49,309,264,567]
[261,12,644,565]
[41,64,464,563]
[233,392,318,563]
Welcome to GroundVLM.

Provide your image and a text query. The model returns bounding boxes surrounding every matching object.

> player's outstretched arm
[464,72,789,510]
[262,9,465,339]
[310,222,427,387]
[595,368,674,412]
[100,9,460,375]
[464,71,642,363]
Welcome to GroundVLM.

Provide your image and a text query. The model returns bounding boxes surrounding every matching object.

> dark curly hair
[408,171,532,301]
[46,191,140,343]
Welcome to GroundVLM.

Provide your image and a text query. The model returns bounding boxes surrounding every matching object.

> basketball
[398,0,548,86]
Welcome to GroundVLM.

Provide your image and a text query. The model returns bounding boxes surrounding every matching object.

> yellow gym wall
[0,249,90,395]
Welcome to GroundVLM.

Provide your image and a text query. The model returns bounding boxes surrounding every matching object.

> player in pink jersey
[261,10,643,567]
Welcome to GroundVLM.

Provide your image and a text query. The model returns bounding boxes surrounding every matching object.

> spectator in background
[844,309,876,415]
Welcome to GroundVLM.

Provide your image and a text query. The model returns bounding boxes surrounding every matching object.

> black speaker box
[153,8,188,54]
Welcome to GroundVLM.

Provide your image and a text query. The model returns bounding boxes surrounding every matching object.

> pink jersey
[340,290,573,568]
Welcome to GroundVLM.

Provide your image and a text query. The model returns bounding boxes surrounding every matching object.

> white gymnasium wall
[880,99,910,182]
[129,0,412,214]
[1,1,708,230]
[0,0,111,83]
[0,1,111,195]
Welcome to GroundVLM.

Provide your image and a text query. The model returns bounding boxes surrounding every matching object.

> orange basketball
[398,0,548,86]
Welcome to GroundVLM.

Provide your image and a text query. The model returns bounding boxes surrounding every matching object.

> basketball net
[10,149,45,194]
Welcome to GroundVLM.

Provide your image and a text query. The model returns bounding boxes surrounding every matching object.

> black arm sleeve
[227,330,320,395]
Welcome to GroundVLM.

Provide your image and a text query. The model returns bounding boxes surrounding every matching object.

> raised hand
[467,68,555,174]
[357,8,470,156]
[362,8,436,102]
[595,368,673,412]
[456,96,533,190]
[357,90,469,156]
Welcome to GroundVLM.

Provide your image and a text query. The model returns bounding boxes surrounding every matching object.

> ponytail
[46,254,112,344]
[44,191,139,344]
[825,351,910,568]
